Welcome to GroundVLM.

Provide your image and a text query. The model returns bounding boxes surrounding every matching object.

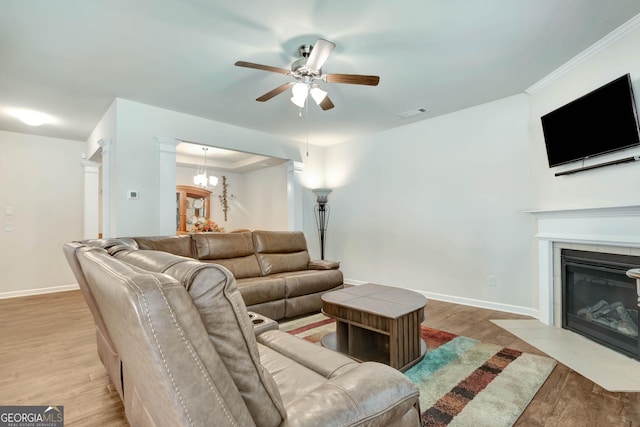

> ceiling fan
[234,38,380,111]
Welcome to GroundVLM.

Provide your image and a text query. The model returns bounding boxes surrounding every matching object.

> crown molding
[525,204,640,218]
[526,13,640,94]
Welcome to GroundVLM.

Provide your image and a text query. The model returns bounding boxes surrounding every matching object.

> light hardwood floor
[0,290,638,426]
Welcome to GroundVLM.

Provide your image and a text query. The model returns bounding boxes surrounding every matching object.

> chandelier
[193,147,218,188]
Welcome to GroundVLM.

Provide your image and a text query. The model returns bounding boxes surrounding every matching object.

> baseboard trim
[342,279,539,318]
[0,284,79,300]
[418,290,539,318]
[343,279,369,286]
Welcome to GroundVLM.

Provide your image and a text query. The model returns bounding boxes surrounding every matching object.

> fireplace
[561,249,640,360]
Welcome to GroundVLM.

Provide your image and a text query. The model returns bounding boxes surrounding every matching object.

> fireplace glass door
[562,249,639,361]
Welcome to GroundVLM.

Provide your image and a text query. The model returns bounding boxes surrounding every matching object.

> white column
[82,160,100,239]
[287,160,305,231]
[155,137,180,235]
[97,139,112,238]
[537,239,554,325]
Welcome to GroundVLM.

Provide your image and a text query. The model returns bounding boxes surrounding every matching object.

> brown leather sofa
[64,242,421,427]
[88,230,344,320]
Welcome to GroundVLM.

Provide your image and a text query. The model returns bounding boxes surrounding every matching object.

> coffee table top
[321,283,427,319]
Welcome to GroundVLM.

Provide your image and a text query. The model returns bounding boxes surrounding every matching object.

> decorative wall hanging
[218,176,235,221]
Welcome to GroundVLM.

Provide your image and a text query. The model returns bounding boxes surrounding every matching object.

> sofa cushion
[236,276,286,306]
[244,300,286,321]
[253,231,311,275]
[133,235,194,258]
[273,269,344,298]
[193,232,262,279]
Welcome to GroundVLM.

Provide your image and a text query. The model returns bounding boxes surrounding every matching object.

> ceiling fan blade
[256,82,294,102]
[324,73,380,86]
[234,61,290,75]
[319,96,335,111]
[305,38,336,71]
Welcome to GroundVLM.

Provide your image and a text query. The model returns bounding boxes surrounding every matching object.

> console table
[321,283,427,371]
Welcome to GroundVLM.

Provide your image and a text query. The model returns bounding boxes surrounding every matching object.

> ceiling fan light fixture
[310,86,327,104]
[291,82,309,98]
[290,95,306,108]
[291,82,309,107]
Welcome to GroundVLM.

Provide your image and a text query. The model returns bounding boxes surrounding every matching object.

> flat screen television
[541,74,640,168]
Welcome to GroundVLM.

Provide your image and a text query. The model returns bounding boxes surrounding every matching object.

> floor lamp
[312,188,332,260]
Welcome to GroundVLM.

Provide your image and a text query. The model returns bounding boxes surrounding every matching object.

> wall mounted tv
[541,73,640,168]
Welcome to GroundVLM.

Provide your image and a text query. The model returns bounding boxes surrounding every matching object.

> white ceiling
[2,0,640,150]
[176,141,287,173]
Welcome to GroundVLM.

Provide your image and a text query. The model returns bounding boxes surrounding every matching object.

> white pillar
[82,160,100,239]
[287,160,305,231]
[97,139,112,238]
[155,137,179,235]
[538,239,554,325]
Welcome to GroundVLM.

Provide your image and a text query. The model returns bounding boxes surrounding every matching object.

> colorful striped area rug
[280,313,557,427]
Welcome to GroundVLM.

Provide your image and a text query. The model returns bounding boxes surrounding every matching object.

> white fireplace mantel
[528,205,640,325]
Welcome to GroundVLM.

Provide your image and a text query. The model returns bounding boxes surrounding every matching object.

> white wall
[324,94,535,311]
[87,99,116,157]
[529,24,640,209]
[243,164,288,230]
[0,130,85,296]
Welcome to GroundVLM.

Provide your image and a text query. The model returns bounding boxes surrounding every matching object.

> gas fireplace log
[577,300,639,338]
[577,299,608,320]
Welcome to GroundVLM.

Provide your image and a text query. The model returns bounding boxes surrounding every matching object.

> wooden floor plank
[0,291,638,426]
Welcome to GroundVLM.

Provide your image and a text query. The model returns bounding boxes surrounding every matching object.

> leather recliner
[65,242,421,427]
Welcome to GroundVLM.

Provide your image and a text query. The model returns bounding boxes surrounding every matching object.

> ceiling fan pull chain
[306,100,310,157]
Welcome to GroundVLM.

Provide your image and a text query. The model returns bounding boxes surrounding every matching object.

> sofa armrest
[248,312,279,335]
[257,330,356,378]
[281,362,420,427]
[307,260,340,270]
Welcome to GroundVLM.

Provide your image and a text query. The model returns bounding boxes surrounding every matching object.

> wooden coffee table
[321,283,427,371]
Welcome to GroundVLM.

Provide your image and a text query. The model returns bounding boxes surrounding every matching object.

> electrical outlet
[488,275,497,287]
[5,223,14,232]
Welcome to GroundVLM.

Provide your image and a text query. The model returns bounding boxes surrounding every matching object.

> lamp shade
[312,188,332,204]
[193,173,206,186]
[291,82,310,107]
[291,82,308,98]
[290,95,306,108]
[310,86,327,104]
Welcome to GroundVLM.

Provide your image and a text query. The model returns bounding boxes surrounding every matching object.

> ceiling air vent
[397,107,429,119]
